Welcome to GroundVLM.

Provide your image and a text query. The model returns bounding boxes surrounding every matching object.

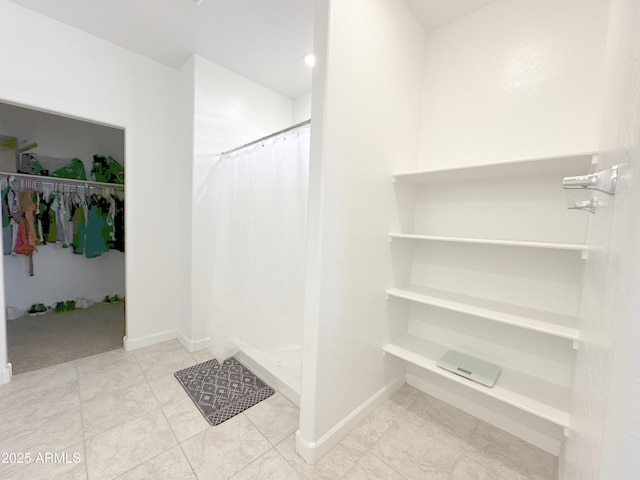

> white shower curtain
[208,125,310,379]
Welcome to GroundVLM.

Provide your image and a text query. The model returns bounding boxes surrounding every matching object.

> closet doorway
[0,101,126,374]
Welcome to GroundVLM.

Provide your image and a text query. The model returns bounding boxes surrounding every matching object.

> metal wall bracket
[568,197,597,214]
[562,165,618,195]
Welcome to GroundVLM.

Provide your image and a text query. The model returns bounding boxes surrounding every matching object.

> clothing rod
[0,171,125,190]
[219,119,311,157]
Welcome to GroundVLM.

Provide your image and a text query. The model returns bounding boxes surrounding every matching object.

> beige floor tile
[348,399,408,450]
[467,421,556,480]
[78,363,145,401]
[137,348,198,381]
[451,454,531,480]
[114,445,197,480]
[84,408,177,480]
[181,413,271,480]
[276,433,367,480]
[162,395,210,442]
[389,383,422,409]
[0,408,83,477]
[407,393,478,448]
[0,379,80,434]
[81,381,157,439]
[0,442,87,480]
[371,413,461,480]
[230,448,301,480]
[76,348,138,374]
[132,340,184,363]
[244,393,300,445]
[191,349,215,364]
[148,373,191,406]
[0,351,559,480]
[341,451,405,480]
[0,361,78,402]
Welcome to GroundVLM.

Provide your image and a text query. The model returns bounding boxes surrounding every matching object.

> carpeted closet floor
[6,301,125,374]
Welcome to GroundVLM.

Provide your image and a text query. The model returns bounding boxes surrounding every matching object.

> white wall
[0,102,125,311]
[298,0,426,462]
[293,91,312,123]
[0,0,189,356]
[4,250,125,311]
[417,0,610,170]
[561,0,640,478]
[187,55,293,350]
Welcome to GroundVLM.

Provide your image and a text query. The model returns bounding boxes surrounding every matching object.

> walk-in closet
[0,102,126,374]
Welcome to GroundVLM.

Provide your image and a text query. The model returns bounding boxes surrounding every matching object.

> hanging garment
[2,187,12,255]
[39,193,57,244]
[34,192,43,244]
[53,193,72,247]
[14,189,39,276]
[2,187,19,255]
[8,189,20,253]
[72,197,86,255]
[84,196,112,258]
[111,195,125,252]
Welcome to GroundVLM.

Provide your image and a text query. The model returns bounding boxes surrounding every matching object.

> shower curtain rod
[219,118,310,157]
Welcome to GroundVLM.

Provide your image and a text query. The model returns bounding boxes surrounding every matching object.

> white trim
[0,362,12,385]
[406,370,564,455]
[235,349,301,407]
[295,376,405,464]
[123,329,178,351]
[177,332,211,353]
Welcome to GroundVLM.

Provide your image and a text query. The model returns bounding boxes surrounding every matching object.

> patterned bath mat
[174,357,275,426]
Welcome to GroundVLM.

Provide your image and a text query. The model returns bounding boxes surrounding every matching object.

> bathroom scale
[436,350,501,388]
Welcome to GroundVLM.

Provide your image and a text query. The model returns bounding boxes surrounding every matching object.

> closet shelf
[383,334,570,428]
[389,233,587,253]
[386,285,579,341]
[0,171,124,190]
[392,153,594,185]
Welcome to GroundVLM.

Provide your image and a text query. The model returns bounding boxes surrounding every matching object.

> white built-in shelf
[386,285,579,341]
[383,334,570,428]
[389,233,587,253]
[392,153,594,185]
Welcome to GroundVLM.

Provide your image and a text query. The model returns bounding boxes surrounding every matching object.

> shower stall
[206,121,310,404]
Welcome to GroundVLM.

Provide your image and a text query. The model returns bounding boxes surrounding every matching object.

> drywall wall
[0,0,188,354]
[417,0,610,170]
[298,0,426,462]
[293,92,312,123]
[560,0,640,478]
[188,55,293,350]
[0,102,125,311]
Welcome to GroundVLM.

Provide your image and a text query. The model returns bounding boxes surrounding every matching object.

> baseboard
[177,332,211,353]
[123,329,178,351]
[0,362,12,385]
[406,369,564,456]
[296,375,405,464]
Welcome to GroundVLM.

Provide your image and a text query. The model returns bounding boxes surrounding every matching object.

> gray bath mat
[174,357,275,426]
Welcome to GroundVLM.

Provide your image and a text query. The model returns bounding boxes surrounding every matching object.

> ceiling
[9,0,496,99]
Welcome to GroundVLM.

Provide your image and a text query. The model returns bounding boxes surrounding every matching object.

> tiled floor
[0,340,557,479]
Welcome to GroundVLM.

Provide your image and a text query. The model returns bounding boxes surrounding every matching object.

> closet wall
[0,102,125,310]
[0,0,188,367]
